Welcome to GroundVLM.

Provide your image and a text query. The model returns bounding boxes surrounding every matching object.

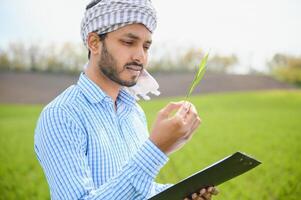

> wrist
[149,135,170,156]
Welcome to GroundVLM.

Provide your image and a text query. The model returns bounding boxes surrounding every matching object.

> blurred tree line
[149,47,238,73]
[1,42,300,85]
[0,42,239,74]
[0,42,87,73]
[268,54,301,85]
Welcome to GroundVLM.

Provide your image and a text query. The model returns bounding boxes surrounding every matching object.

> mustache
[124,62,144,70]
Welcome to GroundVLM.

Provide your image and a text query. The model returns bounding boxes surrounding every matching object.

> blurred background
[0,0,300,199]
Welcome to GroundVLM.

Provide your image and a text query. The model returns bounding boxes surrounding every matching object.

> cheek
[112,47,131,66]
[145,53,149,64]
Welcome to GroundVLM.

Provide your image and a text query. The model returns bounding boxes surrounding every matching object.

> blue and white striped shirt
[34,73,171,200]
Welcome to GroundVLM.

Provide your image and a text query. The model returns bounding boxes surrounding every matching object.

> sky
[0,0,300,72]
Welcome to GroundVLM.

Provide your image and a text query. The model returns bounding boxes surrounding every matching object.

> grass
[0,90,301,199]
[0,105,48,200]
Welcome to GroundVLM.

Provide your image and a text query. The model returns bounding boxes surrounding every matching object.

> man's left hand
[184,186,219,200]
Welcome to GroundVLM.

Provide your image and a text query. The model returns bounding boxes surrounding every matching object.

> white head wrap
[81,0,157,47]
[81,0,160,100]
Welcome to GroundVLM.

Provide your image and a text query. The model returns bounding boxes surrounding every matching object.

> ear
[87,32,101,57]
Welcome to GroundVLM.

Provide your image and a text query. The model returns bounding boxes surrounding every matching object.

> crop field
[0,90,300,199]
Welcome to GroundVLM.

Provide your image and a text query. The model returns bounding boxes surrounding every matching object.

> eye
[122,40,134,46]
[143,45,150,51]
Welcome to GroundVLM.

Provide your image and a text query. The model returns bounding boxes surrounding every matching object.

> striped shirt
[34,73,171,200]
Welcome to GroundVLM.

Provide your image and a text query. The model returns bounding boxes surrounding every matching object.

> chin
[123,81,137,87]
[122,76,138,87]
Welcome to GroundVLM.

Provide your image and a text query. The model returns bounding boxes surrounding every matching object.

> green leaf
[185,52,209,99]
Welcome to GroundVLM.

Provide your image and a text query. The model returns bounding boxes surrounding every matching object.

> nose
[132,46,147,64]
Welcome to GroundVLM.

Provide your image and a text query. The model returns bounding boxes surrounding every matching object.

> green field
[1,90,301,200]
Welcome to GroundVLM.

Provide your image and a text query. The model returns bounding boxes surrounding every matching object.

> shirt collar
[77,72,136,107]
[118,88,136,107]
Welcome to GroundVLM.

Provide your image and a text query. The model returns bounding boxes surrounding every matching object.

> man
[34,0,218,199]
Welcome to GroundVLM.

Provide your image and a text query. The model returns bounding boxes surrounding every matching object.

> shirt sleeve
[34,106,168,200]
[147,183,173,199]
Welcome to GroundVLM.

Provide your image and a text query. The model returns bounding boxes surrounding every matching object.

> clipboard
[149,152,261,200]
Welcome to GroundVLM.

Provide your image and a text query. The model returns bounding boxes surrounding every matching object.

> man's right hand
[149,101,201,155]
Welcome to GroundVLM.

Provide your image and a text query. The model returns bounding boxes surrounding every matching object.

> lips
[126,65,143,71]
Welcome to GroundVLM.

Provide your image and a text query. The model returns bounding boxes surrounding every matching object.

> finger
[185,111,197,125]
[183,198,190,200]
[191,193,198,200]
[184,103,199,124]
[191,194,204,200]
[189,103,198,115]
[199,188,206,196]
[207,186,219,195]
[183,116,201,141]
[176,101,191,117]
[158,101,184,119]
[191,116,201,133]
[202,192,212,200]
[210,187,219,195]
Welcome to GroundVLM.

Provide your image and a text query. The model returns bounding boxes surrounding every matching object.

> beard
[97,41,143,87]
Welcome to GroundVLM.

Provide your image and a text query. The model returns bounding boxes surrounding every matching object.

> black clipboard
[149,152,261,200]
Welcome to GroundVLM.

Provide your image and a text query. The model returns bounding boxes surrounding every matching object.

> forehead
[108,23,152,42]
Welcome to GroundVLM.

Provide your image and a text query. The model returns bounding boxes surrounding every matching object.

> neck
[85,61,120,103]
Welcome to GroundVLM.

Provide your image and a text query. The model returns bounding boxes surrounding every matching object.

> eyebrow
[123,33,152,45]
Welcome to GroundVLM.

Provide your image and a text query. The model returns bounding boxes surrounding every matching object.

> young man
[34,0,218,199]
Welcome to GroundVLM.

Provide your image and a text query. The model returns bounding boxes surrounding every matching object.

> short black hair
[86,0,103,10]
[88,33,107,59]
